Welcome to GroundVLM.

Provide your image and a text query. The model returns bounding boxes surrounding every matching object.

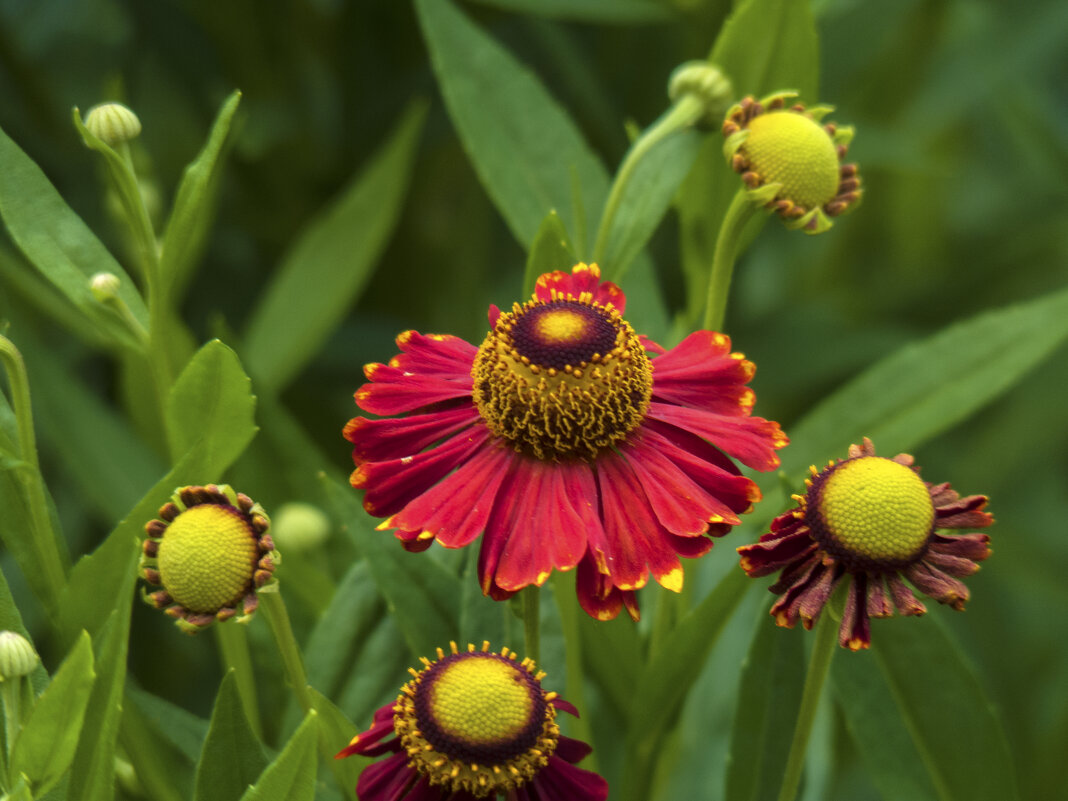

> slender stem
[2,679,20,764]
[0,336,68,608]
[776,612,838,801]
[702,189,758,332]
[213,623,263,739]
[259,590,314,715]
[551,573,597,771]
[591,94,704,269]
[522,586,541,665]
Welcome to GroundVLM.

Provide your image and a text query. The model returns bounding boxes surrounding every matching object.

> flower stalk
[703,189,758,332]
[259,589,314,715]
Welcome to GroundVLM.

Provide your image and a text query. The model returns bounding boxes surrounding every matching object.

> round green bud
[84,102,142,147]
[271,502,331,551]
[90,272,121,302]
[668,61,733,126]
[0,631,39,681]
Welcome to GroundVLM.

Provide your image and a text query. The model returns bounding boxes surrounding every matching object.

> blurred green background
[1,0,1066,799]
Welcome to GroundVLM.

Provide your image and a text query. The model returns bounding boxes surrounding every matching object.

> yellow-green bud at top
[84,102,142,147]
[271,502,331,552]
[0,631,39,681]
[668,61,733,127]
[90,272,121,302]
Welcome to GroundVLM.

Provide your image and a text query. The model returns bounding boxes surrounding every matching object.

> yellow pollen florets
[156,505,258,613]
[430,656,535,746]
[815,457,934,568]
[472,297,652,460]
[743,111,841,210]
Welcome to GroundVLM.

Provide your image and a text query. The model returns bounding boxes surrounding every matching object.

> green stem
[213,623,263,739]
[702,189,758,332]
[259,590,314,716]
[551,573,597,772]
[522,586,541,665]
[776,612,837,801]
[591,94,705,270]
[2,679,20,765]
[0,336,68,610]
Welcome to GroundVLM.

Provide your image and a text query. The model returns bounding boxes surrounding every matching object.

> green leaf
[782,285,1068,479]
[125,682,210,765]
[323,476,460,658]
[165,339,257,465]
[415,0,607,248]
[0,123,147,347]
[237,711,319,801]
[465,0,674,24]
[838,617,1019,801]
[243,101,427,394]
[620,570,752,801]
[162,90,243,300]
[522,210,576,294]
[601,127,703,280]
[308,688,362,793]
[710,0,820,101]
[11,632,96,797]
[66,605,136,801]
[724,607,804,801]
[831,646,941,801]
[193,672,269,801]
[119,688,194,801]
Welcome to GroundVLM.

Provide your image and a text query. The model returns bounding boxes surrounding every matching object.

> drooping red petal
[839,575,871,650]
[389,438,513,549]
[388,330,478,375]
[886,573,927,616]
[737,521,817,577]
[344,405,481,462]
[575,555,625,621]
[928,532,990,562]
[905,560,971,610]
[477,458,525,597]
[354,752,416,801]
[646,402,786,471]
[529,754,610,801]
[354,426,491,517]
[934,493,993,529]
[650,331,757,416]
[492,459,588,592]
[355,364,473,415]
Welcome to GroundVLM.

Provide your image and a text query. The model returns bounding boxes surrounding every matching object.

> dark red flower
[345,263,786,620]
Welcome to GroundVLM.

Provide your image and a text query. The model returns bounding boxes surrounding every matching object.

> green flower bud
[271,502,331,552]
[668,61,733,127]
[90,272,121,302]
[0,631,38,681]
[84,102,142,147]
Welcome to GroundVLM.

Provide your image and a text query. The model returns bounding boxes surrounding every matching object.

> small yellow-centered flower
[140,485,278,634]
[722,91,861,234]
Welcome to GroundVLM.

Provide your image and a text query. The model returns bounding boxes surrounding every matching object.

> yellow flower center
[810,456,934,570]
[743,111,840,210]
[156,505,258,614]
[472,298,652,460]
[396,649,559,798]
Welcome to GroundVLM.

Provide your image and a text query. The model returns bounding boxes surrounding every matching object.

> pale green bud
[271,502,331,552]
[84,102,142,147]
[668,61,733,126]
[90,272,121,302]
[0,631,38,681]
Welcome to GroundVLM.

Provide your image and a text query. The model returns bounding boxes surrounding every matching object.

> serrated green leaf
[782,285,1068,479]
[194,671,269,801]
[323,476,460,658]
[243,101,426,394]
[11,632,96,797]
[831,647,941,801]
[162,90,242,300]
[724,606,804,801]
[66,604,136,801]
[0,123,148,348]
[865,617,1018,801]
[165,338,257,465]
[522,210,576,294]
[600,127,703,281]
[619,570,752,801]
[237,711,319,801]
[465,0,674,24]
[415,0,607,249]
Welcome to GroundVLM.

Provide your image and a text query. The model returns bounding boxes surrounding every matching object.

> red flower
[738,439,994,650]
[345,263,786,620]
[336,642,607,801]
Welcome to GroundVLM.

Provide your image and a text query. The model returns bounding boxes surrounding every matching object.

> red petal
[646,402,786,471]
[529,754,609,801]
[839,575,871,650]
[355,367,472,415]
[344,405,480,461]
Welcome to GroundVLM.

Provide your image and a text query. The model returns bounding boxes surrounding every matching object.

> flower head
[84,102,142,147]
[0,631,38,681]
[737,439,993,650]
[140,485,278,634]
[722,91,861,234]
[345,263,786,620]
[336,641,607,801]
